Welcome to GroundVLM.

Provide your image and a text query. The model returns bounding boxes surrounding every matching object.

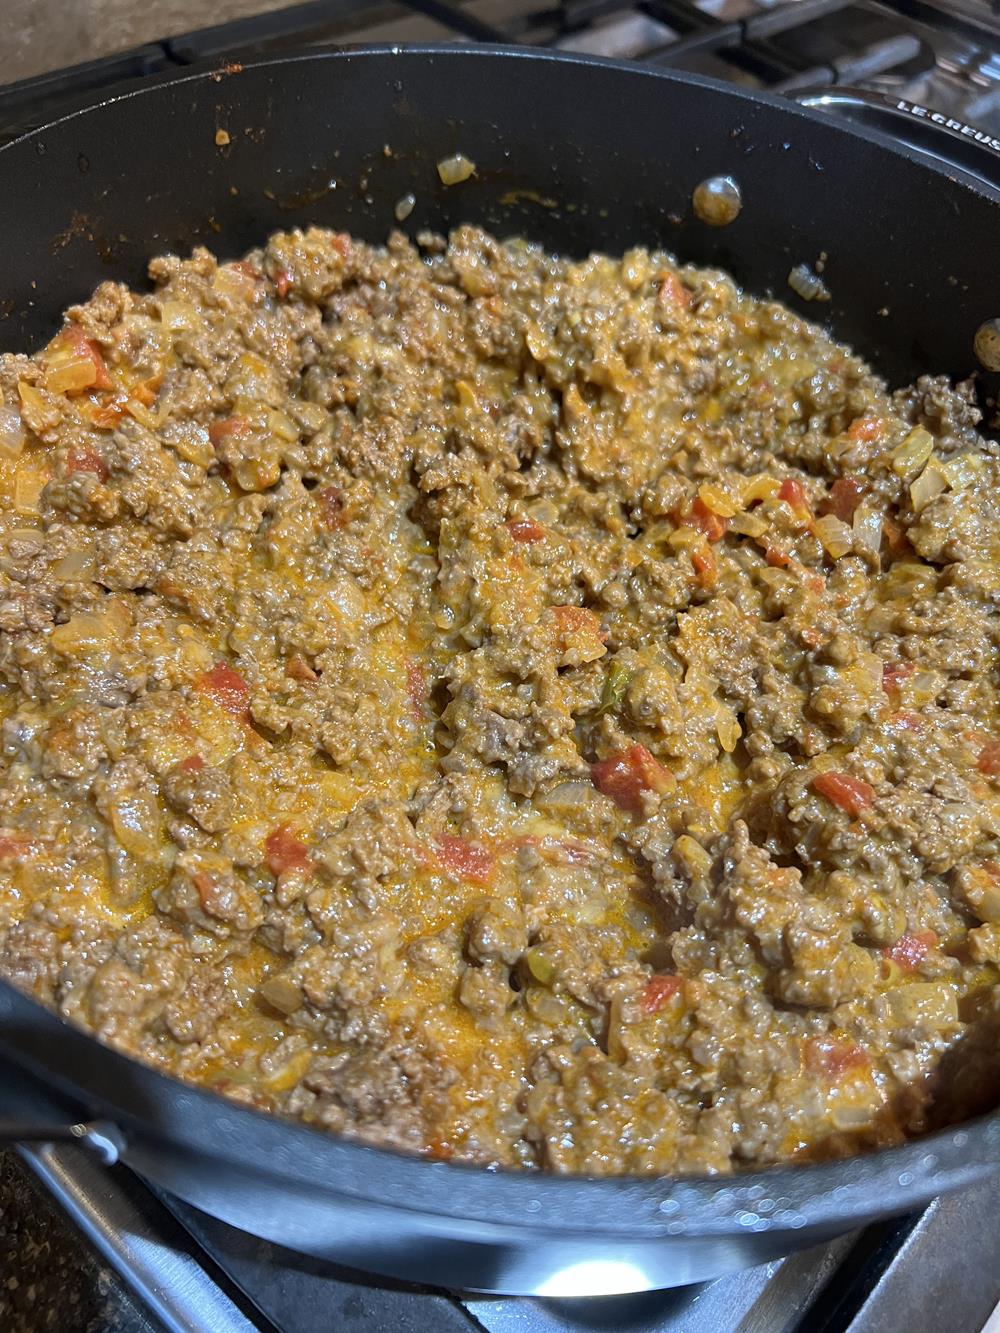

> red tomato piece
[198,663,251,717]
[820,477,865,522]
[550,605,607,652]
[882,930,937,973]
[812,771,875,817]
[179,754,204,774]
[847,416,884,443]
[66,446,109,483]
[691,544,717,586]
[274,267,292,298]
[978,743,1000,776]
[209,415,250,447]
[687,496,728,542]
[882,662,914,693]
[765,547,790,568]
[892,711,923,732]
[658,274,691,309]
[640,974,683,1014]
[435,834,494,885]
[0,834,35,860]
[803,1036,870,1079]
[882,514,912,558]
[778,478,813,517]
[62,325,112,391]
[318,486,348,531]
[591,744,676,815]
[265,824,311,876]
[507,518,545,544]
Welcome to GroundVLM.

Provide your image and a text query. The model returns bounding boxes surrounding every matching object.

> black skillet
[1,46,999,1296]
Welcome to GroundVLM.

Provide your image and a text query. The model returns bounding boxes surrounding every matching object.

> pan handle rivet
[974,319,1000,372]
[692,175,742,226]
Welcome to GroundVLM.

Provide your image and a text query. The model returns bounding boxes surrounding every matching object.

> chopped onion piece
[909,460,948,512]
[741,474,780,505]
[890,426,934,478]
[266,407,299,442]
[18,381,60,435]
[13,465,48,514]
[814,513,854,558]
[110,790,162,860]
[160,301,200,331]
[852,502,883,556]
[0,405,26,459]
[941,452,986,492]
[52,548,96,581]
[437,153,476,185]
[787,264,830,302]
[697,483,738,517]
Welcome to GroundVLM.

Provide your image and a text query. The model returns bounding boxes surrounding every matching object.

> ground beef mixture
[1,225,999,1176]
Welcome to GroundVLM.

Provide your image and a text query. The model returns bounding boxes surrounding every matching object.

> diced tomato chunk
[330,233,351,258]
[978,742,1000,776]
[551,605,605,635]
[231,260,260,280]
[435,834,494,884]
[66,446,109,483]
[778,478,812,517]
[550,605,607,654]
[209,415,250,447]
[881,514,912,558]
[820,477,865,522]
[507,518,545,544]
[0,834,36,860]
[882,930,937,973]
[197,662,251,717]
[882,661,914,693]
[803,1036,870,1079]
[265,824,311,876]
[847,416,884,443]
[765,547,790,568]
[406,661,427,720]
[274,267,292,298]
[591,744,676,815]
[61,325,112,391]
[179,753,204,774]
[658,274,691,309]
[318,485,348,531]
[687,496,728,542]
[639,974,683,1014]
[812,770,875,817]
[192,872,215,907]
[892,711,923,732]
[691,544,716,586]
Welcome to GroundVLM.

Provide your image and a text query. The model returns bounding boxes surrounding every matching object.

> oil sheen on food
[1,226,998,1175]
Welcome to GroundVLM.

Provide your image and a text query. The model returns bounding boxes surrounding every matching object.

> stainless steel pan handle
[795,88,1000,195]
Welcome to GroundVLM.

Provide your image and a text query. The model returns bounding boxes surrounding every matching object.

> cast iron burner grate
[2,0,1000,143]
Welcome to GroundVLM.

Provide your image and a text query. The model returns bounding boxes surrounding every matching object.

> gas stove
[4,1064,999,1333]
[2,3,1000,1330]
